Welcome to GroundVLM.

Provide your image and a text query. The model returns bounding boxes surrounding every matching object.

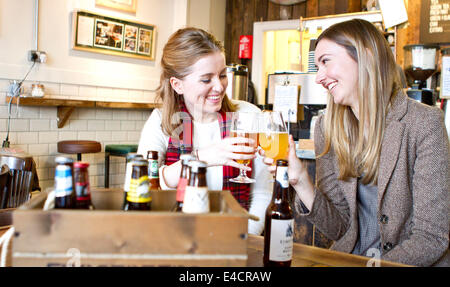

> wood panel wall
[224,0,427,74]
[225,0,363,69]
[396,0,422,69]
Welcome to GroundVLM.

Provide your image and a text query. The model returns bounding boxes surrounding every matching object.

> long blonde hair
[317,19,402,185]
[156,27,236,137]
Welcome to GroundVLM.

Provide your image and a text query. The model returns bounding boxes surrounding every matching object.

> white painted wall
[0,0,226,191]
[187,0,226,43]
[0,0,182,190]
[0,0,179,91]
[0,0,226,92]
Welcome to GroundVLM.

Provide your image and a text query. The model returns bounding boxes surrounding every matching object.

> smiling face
[315,39,359,112]
[170,51,227,122]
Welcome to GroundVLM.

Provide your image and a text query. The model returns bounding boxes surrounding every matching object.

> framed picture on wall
[123,25,138,53]
[94,19,124,51]
[95,0,137,14]
[72,10,156,61]
[137,28,153,56]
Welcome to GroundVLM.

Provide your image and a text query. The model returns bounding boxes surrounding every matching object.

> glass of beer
[229,112,259,184]
[258,111,289,163]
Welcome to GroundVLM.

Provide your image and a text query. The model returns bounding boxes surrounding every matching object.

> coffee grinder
[403,44,440,106]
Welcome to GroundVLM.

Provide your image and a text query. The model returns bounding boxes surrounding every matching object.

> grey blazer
[297,92,449,266]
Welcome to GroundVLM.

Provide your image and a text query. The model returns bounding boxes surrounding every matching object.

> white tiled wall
[0,78,155,192]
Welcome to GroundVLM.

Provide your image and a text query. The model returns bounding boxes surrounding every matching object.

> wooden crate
[12,189,248,267]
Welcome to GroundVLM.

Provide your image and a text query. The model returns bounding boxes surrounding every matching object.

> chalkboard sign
[420,0,450,44]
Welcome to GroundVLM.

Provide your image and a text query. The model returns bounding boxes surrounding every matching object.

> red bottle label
[176,178,188,202]
[75,182,91,201]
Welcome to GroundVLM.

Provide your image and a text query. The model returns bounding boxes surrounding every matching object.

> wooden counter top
[246,234,409,267]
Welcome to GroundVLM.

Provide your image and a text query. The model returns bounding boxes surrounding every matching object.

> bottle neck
[180,164,189,179]
[272,165,290,203]
[272,183,290,203]
[188,168,207,187]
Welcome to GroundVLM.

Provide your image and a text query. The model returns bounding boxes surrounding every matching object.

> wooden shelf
[6,96,160,128]
[6,96,159,109]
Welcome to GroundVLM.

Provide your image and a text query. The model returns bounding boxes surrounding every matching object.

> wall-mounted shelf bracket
[56,106,75,128]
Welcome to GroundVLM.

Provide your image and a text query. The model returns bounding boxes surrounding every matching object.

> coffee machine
[403,44,440,106]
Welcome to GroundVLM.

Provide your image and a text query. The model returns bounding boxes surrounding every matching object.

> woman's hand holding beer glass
[258,113,315,209]
[196,136,256,170]
[258,111,289,173]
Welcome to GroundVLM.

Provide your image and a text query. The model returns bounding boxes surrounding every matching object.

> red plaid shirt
[165,101,251,210]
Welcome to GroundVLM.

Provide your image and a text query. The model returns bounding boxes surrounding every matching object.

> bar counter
[246,234,408,267]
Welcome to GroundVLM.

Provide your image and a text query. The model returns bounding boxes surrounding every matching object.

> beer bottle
[54,156,76,209]
[125,159,152,211]
[73,162,95,210]
[147,150,161,190]
[171,154,194,212]
[263,159,294,267]
[182,160,209,213]
[123,153,143,209]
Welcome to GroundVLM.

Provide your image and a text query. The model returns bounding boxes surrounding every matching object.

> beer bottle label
[176,178,188,202]
[182,186,209,213]
[149,159,159,179]
[123,162,133,192]
[55,165,73,197]
[275,166,289,188]
[127,176,152,203]
[75,182,91,201]
[269,219,294,262]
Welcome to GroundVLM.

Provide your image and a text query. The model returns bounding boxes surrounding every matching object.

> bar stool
[104,144,138,188]
[57,140,102,161]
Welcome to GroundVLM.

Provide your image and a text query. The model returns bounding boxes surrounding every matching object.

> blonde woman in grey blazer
[265,19,449,266]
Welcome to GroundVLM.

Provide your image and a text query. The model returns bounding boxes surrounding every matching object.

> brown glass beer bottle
[263,159,294,267]
[182,160,209,213]
[54,156,76,209]
[125,159,152,211]
[73,162,95,210]
[171,154,194,212]
[147,150,161,190]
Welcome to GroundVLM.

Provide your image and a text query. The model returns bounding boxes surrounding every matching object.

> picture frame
[72,10,156,61]
[95,0,137,14]
[94,18,124,51]
[123,24,138,53]
[137,27,153,56]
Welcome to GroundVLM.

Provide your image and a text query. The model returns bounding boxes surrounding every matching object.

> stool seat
[105,144,138,156]
[104,144,138,188]
[58,140,101,154]
[57,140,101,161]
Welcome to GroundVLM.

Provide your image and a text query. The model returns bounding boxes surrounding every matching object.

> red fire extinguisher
[239,35,253,59]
